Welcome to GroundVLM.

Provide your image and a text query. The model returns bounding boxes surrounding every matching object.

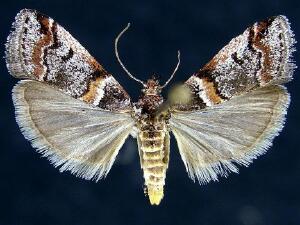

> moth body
[134,79,170,205]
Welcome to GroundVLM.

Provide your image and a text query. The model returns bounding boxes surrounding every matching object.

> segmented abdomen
[138,121,170,205]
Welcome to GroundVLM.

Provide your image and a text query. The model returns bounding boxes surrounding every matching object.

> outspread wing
[169,15,295,184]
[170,85,289,184]
[6,9,131,111]
[13,80,135,180]
[173,16,295,112]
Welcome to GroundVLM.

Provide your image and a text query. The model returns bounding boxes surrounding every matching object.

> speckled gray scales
[181,16,296,110]
[5,9,131,111]
[6,9,296,205]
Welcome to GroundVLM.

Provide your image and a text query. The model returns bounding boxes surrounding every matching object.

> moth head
[142,77,162,95]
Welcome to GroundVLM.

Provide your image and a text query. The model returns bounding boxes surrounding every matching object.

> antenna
[115,23,145,86]
[161,50,181,88]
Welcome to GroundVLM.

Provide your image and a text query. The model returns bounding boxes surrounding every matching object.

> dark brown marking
[24,16,29,24]
[231,52,244,65]
[246,27,264,81]
[196,70,228,100]
[98,81,131,111]
[61,48,74,61]
[90,69,103,81]
[37,13,50,35]
[249,17,276,83]
[277,33,285,73]
[43,22,59,80]
[80,67,112,100]
[245,18,275,82]
[248,27,256,52]
[32,14,53,78]
[50,22,59,49]
[21,28,28,67]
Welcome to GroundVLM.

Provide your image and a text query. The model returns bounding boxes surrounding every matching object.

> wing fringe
[171,86,290,184]
[13,80,134,181]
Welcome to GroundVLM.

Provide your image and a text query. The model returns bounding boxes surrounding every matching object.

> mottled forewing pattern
[5,9,131,111]
[177,16,296,111]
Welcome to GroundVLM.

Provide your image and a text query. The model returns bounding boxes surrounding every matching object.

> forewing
[13,80,135,180]
[170,86,289,184]
[174,16,295,112]
[6,9,131,111]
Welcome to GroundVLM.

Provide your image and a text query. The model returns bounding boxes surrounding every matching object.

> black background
[0,1,299,225]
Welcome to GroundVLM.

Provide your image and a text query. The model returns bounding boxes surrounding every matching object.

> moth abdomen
[141,139,164,149]
[138,124,170,205]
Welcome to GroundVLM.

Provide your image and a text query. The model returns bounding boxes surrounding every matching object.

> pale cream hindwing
[170,85,289,184]
[13,80,135,180]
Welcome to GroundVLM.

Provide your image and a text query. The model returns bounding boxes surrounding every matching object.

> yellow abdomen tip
[148,186,164,205]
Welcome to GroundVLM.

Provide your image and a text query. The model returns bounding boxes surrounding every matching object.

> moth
[5,9,296,205]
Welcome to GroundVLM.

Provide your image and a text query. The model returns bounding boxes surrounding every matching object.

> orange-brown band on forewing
[81,77,104,104]
[250,19,274,84]
[181,15,295,106]
[32,14,53,79]
[6,9,133,111]
[187,76,223,107]
[81,73,132,111]
[250,16,295,85]
[201,78,223,105]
